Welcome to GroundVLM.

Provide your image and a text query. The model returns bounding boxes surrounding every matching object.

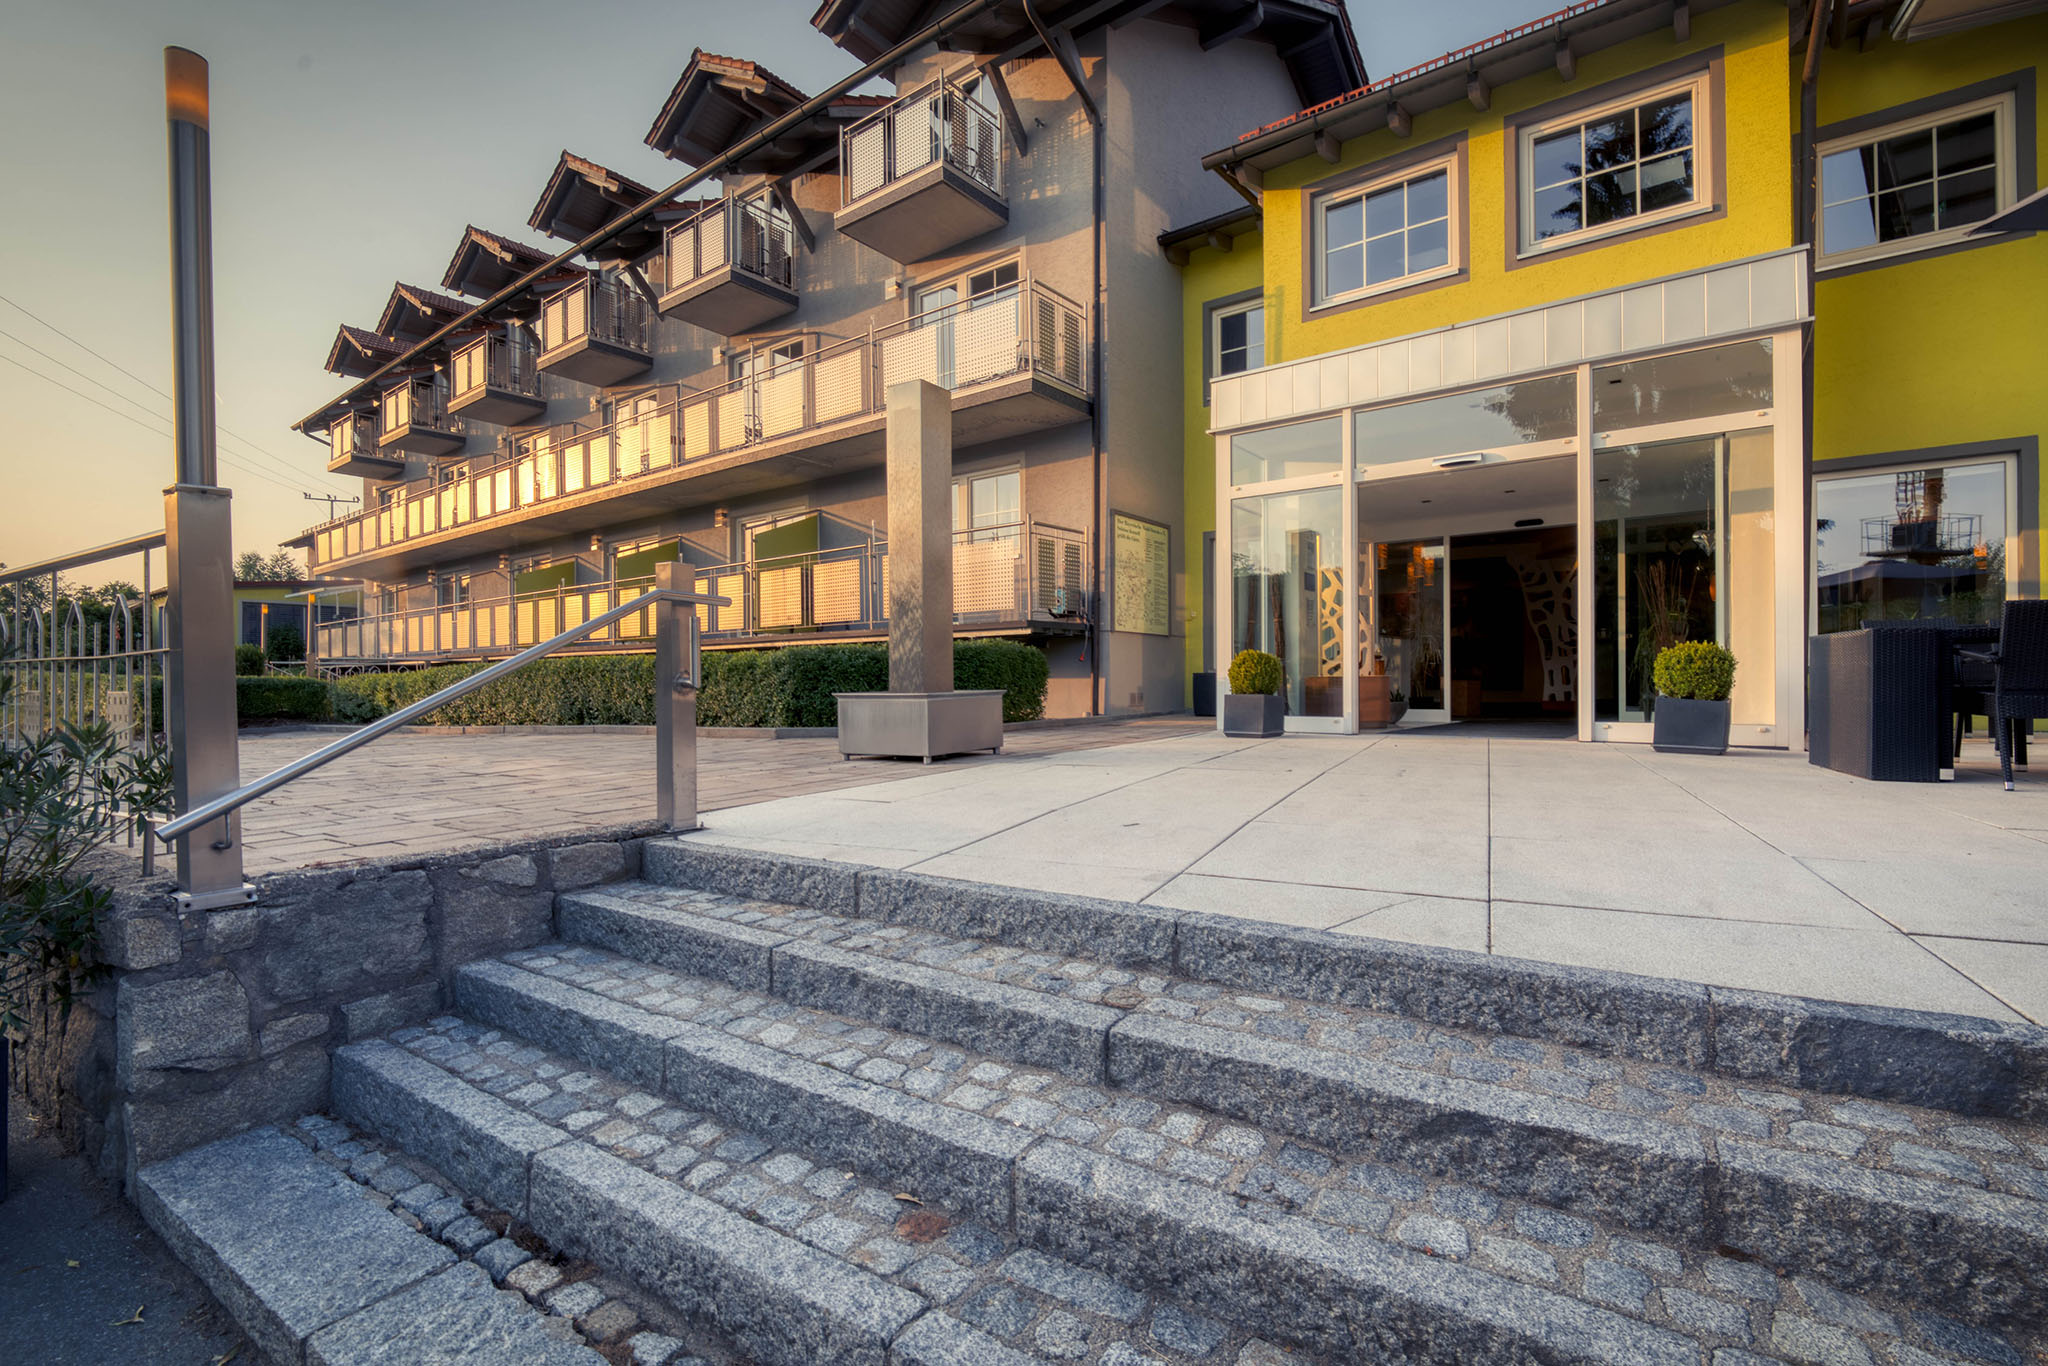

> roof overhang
[1157,204,1262,264]
[376,283,471,342]
[442,225,555,298]
[1891,0,2048,38]
[528,152,667,261]
[324,325,410,379]
[1206,0,1737,179]
[1973,183,2048,234]
[645,49,866,174]
[810,0,1364,107]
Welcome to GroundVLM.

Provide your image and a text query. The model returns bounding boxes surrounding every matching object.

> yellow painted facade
[1177,1,2046,703]
[1177,2,1795,701]
[1807,15,2048,596]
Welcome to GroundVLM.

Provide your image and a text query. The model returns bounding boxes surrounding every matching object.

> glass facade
[1815,460,2009,632]
[1354,375,1575,473]
[1231,488,1344,719]
[1230,417,1342,485]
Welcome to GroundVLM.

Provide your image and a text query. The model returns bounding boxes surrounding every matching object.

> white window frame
[1312,154,1460,308]
[1210,300,1265,379]
[953,466,1023,537]
[1814,92,2017,272]
[1517,72,1712,258]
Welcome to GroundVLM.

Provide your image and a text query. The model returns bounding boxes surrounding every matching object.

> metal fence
[312,521,1090,667]
[304,278,1088,572]
[451,332,540,401]
[537,276,650,359]
[664,192,798,293]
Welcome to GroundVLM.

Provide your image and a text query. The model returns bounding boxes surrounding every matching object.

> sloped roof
[809,0,1364,108]
[528,151,663,241]
[375,282,471,341]
[441,224,556,298]
[323,324,408,379]
[644,48,891,174]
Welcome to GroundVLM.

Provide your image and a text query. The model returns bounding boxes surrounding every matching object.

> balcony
[837,78,1007,264]
[536,276,652,387]
[376,378,464,458]
[658,195,798,335]
[301,278,1089,581]
[328,412,403,479]
[310,520,1090,667]
[448,333,546,427]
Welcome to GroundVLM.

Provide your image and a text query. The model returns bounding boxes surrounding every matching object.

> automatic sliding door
[1231,487,1345,729]
[1366,538,1448,724]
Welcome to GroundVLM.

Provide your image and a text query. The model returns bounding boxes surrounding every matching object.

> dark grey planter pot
[1652,695,1731,754]
[1222,692,1283,738]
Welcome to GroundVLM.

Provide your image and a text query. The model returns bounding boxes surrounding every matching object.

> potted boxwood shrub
[1650,641,1737,755]
[1223,649,1284,738]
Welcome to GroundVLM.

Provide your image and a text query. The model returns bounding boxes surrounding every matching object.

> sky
[0,0,1538,589]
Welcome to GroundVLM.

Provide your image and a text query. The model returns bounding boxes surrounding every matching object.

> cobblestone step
[133,1126,608,1366]
[435,946,2044,1363]
[643,840,2048,1121]
[551,883,2048,1330]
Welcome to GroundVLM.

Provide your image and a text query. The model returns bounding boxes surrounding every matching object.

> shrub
[1652,641,1736,702]
[324,640,1054,729]
[234,643,265,675]
[954,639,1050,722]
[265,625,305,662]
[1228,649,1283,696]
[236,676,333,722]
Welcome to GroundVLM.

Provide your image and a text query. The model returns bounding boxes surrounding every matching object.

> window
[1522,76,1706,253]
[435,574,470,607]
[954,469,1021,539]
[1815,457,2014,633]
[1212,302,1264,378]
[1817,94,2014,268]
[1318,164,1454,303]
[729,339,805,383]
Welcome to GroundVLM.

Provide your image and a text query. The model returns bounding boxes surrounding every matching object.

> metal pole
[162,47,252,910]
[654,561,700,832]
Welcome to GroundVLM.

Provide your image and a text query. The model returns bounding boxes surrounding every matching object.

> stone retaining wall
[19,826,655,1192]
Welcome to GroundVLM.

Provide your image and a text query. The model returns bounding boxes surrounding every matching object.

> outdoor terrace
[326,411,402,479]
[311,518,1088,666]
[658,192,799,335]
[300,278,1090,581]
[836,76,1008,264]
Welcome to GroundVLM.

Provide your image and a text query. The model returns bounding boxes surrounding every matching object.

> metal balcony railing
[330,412,380,465]
[451,332,540,400]
[537,276,650,359]
[379,377,460,440]
[310,520,1090,667]
[664,193,797,294]
[302,279,1089,572]
[842,76,1004,206]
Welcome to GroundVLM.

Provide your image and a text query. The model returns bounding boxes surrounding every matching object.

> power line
[0,325,169,425]
[0,291,335,486]
[0,349,320,497]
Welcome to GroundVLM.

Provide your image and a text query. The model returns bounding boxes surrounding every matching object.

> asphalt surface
[1,1094,256,1365]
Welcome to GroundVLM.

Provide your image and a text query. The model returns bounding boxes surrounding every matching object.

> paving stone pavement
[229,718,1206,873]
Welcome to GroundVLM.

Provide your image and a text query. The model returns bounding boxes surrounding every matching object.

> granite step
[132,1125,610,1366]
[338,1016,1732,1365]
[550,882,2048,1330]
[434,947,2046,1363]
[642,839,2048,1122]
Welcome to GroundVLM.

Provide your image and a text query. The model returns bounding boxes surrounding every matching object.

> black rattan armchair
[1960,601,2048,791]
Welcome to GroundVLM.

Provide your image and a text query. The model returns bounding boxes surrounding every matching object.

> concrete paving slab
[1797,852,2048,943]
[1142,874,1414,929]
[1488,902,2020,1020]
[1331,895,1494,953]
[1189,817,1491,902]
[1490,833,1878,928]
[1913,937,2048,1022]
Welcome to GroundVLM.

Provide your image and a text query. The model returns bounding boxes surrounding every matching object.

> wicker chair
[1961,601,2048,790]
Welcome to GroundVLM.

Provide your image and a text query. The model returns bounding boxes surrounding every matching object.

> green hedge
[328,640,1050,728]
[137,676,335,724]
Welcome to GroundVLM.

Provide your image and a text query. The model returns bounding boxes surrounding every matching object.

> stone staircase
[137,840,2048,1365]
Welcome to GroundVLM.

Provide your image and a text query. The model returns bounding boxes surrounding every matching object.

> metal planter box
[1221,693,1283,738]
[835,690,1005,763]
[1651,695,1731,755]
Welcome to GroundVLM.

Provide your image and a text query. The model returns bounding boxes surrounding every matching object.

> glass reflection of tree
[1552,96,1693,231]
[1482,378,1576,443]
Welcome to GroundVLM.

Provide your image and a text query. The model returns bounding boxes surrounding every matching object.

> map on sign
[1112,513,1170,636]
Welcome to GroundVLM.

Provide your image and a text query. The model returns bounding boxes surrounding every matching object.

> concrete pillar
[886,379,952,694]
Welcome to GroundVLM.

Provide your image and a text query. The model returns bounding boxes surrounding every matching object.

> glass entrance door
[1364,537,1448,725]
[1591,429,1776,739]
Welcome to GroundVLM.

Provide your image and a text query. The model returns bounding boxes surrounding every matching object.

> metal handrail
[155,583,727,844]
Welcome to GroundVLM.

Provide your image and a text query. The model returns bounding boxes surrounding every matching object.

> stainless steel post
[653,561,700,831]
[162,47,252,909]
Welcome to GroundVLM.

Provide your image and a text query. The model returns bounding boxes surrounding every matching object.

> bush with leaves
[1651,641,1737,702]
[264,624,305,662]
[1,658,172,1040]
[1228,649,1283,696]
[235,643,265,675]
